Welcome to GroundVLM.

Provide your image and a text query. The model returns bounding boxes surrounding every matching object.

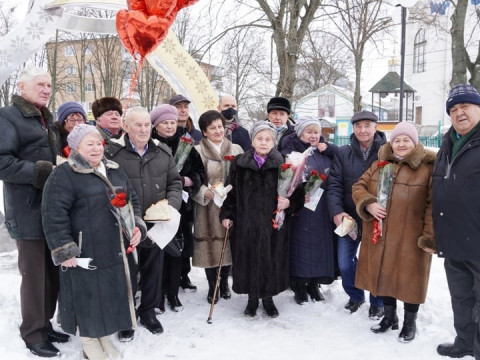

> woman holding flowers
[280,117,338,305]
[220,121,304,318]
[352,121,435,343]
[42,124,147,359]
[151,104,205,312]
[192,110,243,304]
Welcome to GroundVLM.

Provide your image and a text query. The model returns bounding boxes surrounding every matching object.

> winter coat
[281,135,337,281]
[276,123,295,151]
[0,95,61,240]
[224,118,251,151]
[42,152,147,337]
[220,148,305,298]
[178,117,203,144]
[352,143,436,304]
[55,122,69,151]
[432,125,480,261]
[192,138,243,268]
[326,131,387,236]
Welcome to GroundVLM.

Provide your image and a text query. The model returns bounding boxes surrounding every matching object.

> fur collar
[12,94,53,124]
[199,137,235,160]
[378,142,436,170]
[236,147,284,171]
[67,151,119,174]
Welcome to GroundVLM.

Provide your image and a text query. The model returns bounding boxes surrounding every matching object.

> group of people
[1,66,480,360]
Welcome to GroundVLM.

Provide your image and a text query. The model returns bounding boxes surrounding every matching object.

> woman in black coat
[220,121,304,318]
[42,125,147,359]
[151,104,206,311]
[280,117,338,305]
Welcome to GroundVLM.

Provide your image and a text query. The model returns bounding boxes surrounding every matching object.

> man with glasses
[92,96,124,140]
[56,101,87,151]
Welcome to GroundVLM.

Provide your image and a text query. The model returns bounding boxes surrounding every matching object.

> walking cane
[207,227,229,324]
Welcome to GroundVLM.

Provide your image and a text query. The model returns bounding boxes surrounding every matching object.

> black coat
[326,131,386,233]
[432,125,480,261]
[281,135,337,282]
[42,153,146,337]
[0,95,61,239]
[276,123,295,152]
[231,126,252,151]
[220,148,304,298]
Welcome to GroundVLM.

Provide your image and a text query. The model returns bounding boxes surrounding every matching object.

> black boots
[205,268,219,304]
[262,297,279,318]
[399,311,417,343]
[244,297,259,317]
[220,266,232,299]
[306,281,325,302]
[293,282,308,304]
[371,305,399,333]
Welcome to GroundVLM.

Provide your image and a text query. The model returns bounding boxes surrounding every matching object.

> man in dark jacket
[92,96,124,140]
[267,96,295,151]
[169,94,202,144]
[217,94,251,151]
[326,111,385,318]
[105,106,182,342]
[0,67,67,357]
[433,84,480,359]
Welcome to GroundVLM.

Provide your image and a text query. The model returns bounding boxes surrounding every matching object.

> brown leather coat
[352,142,436,304]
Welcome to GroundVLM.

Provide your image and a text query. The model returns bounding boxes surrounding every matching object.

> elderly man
[266,96,294,150]
[92,96,124,140]
[217,94,251,151]
[169,94,202,144]
[0,68,67,357]
[326,111,385,318]
[105,107,182,342]
[433,84,480,359]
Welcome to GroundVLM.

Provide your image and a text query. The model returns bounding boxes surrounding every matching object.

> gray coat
[0,95,61,240]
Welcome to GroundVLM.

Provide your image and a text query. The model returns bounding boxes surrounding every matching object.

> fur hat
[294,116,321,137]
[390,121,418,146]
[67,124,102,151]
[446,84,480,115]
[250,120,277,140]
[267,97,291,114]
[150,104,178,127]
[351,110,378,124]
[91,97,123,119]
[57,102,87,126]
[169,94,191,106]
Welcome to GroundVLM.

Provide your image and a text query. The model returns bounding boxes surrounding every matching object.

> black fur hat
[91,97,123,119]
[267,97,291,115]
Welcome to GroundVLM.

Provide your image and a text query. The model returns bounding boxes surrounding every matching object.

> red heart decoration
[145,0,177,18]
[116,9,135,56]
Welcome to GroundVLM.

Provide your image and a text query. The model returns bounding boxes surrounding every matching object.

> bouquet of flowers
[273,147,313,230]
[224,155,235,183]
[174,134,194,172]
[372,161,395,244]
[304,170,327,211]
[108,187,136,255]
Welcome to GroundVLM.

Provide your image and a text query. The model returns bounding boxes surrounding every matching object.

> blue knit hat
[446,84,480,115]
[57,102,87,125]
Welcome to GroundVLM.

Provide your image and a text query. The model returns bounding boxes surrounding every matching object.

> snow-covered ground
[0,249,472,360]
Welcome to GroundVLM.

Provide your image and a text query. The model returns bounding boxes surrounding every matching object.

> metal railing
[332,135,443,148]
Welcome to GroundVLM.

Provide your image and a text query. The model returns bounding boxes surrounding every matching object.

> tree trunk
[450,0,468,87]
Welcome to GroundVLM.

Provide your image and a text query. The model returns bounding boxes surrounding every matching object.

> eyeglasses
[66,116,86,124]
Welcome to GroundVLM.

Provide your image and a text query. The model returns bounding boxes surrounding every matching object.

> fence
[333,135,442,148]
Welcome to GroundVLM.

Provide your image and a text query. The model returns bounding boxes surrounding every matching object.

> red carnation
[281,163,292,172]
[224,155,235,162]
[311,170,318,176]
[320,173,327,181]
[377,161,390,168]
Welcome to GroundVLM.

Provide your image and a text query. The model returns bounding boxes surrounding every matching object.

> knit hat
[294,116,321,137]
[267,97,291,114]
[250,121,277,140]
[67,124,102,151]
[390,121,418,146]
[57,102,87,126]
[446,84,480,115]
[91,97,123,119]
[150,104,178,127]
[169,94,191,106]
[351,110,378,124]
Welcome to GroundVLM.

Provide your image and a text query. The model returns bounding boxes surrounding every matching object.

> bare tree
[0,5,17,107]
[321,0,392,112]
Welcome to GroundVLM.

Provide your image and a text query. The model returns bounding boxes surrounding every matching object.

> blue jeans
[337,236,383,307]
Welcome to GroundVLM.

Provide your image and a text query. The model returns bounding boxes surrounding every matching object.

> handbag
[164,235,184,257]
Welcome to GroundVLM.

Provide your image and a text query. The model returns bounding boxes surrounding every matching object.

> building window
[65,46,75,57]
[66,84,76,93]
[85,46,93,55]
[84,64,94,74]
[85,83,94,92]
[66,65,76,75]
[413,28,426,73]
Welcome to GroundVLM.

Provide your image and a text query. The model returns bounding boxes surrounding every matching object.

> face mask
[221,108,237,120]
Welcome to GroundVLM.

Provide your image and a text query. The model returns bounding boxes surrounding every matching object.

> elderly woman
[220,121,304,318]
[192,110,243,304]
[56,101,87,151]
[42,124,147,359]
[352,121,435,343]
[280,117,338,304]
[150,104,205,311]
